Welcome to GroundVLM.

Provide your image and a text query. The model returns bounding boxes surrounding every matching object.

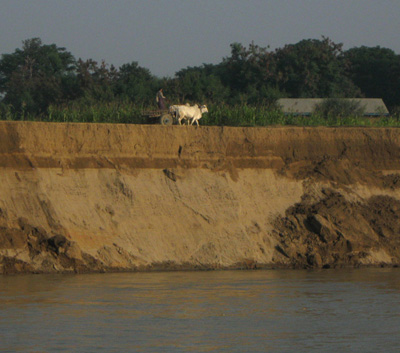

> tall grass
[45,101,146,124]
[204,104,288,126]
[0,103,37,121]
[1,100,400,127]
[204,104,400,127]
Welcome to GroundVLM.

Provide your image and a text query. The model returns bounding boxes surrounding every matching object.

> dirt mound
[1,122,400,273]
[273,189,400,268]
[0,217,106,274]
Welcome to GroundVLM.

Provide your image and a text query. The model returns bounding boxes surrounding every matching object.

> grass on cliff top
[1,102,400,127]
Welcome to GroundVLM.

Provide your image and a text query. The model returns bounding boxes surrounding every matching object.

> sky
[1,0,399,78]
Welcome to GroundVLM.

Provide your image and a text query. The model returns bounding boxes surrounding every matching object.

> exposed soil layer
[1,121,400,274]
[273,190,400,268]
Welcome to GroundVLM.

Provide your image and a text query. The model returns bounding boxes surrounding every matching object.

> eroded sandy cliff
[1,121,400,273]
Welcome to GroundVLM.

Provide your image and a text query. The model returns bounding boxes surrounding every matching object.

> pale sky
[1,0,399,77]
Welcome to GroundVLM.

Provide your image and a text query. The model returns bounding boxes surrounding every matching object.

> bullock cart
[141,110,175,125]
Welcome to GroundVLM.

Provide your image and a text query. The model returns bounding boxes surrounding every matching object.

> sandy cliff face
[1,121,400,273]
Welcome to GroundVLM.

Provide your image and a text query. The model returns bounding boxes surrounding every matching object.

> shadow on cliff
[0,218,105,274]
[273,188,400,269]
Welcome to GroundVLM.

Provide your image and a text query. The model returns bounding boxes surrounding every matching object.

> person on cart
[156,88,166,110]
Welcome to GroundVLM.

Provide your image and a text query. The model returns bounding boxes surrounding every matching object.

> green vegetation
[1,37,400,126]
[1,101,398,127]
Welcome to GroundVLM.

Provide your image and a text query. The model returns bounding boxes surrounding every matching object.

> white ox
[168,103,190,124]
[168,105,181,120]
[170,104,208,125]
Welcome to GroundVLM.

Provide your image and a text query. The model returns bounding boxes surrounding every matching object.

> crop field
[1,101,400,127]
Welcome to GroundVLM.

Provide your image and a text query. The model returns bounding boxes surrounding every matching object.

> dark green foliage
[74,59,119,103]
[115,62,156,105]
[0,38,75,116]
[344,46,400,109]
[219,42,279,105]
[173,65,229,103]
[45,100,145,124]
[1,36,400,125]
[274,37,361,98]
[314,98,365,119]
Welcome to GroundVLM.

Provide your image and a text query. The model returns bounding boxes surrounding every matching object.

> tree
[314,98,365,119]
[115,62,156,104]
[173,65,229,103]
[344,46,400,109]
[220,42,278,104]
[274,37,360,98]
[75,59,118,102]
[0,38,76,115]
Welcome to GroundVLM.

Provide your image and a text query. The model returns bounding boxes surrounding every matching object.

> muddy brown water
[1,268,399,352]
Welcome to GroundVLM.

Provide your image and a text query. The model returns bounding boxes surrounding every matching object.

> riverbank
[1,121,400,274]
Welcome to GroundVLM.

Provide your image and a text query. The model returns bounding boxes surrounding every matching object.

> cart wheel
[160,113,173,125]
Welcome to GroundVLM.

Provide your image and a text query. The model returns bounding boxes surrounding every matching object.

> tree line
[0,37,400,123]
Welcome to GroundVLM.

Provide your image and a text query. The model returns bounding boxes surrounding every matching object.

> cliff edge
[1,121,400,274]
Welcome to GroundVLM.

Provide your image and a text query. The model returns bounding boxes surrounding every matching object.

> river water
[0,268,399,352]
